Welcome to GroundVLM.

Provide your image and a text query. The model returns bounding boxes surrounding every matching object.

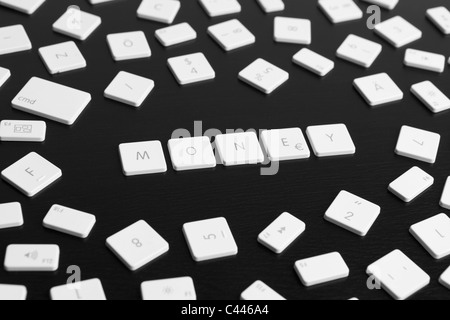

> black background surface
[0,0,450,300]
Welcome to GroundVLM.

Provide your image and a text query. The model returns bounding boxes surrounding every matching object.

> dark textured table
[0,0,450,300]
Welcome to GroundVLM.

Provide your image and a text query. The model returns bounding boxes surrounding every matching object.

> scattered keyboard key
[0,25,32,56]
[0,284,27,300]
[258,212,305,254]
[155,23,197,47]
[53,8,101,41]
[292,48,334,76]
[274,17,311,45]
[38,41,86,74]
[238,58,289,94]
[0,0,45,14]
[353,73,403,106]
[426,7,450,35]
[50,279,106,300]
[4,244,60,272]
[360,0,398,10]
[0,67,10,88]
[183,217,238,262]
[366,250,430,300]
[43,205,96,239]
[411,81,450,114]
[257,0,284,13]
[336,34,382,68]
[261,127,310,161]
[388,167,433,203]
[0,202,23,230]
[12,77,91,125]
[404,49,445,73]
[374,16,422,48]
[168,136,216,171]
[0,120,46,142]
[89,0,117,4]
[410,213,450,260]
[137,0,181,24]
[440,177,450,210]
[208,19,255,51]
[395,125,440,164]
[241,280,285,300]
[294,252,350,287]
[318,0,363,24]
[141,277,196,300]
[306,124,356,157]
[440,267,450,290]
[119,141,167,176]
[1,152,62,197]
[199,0,241,18]
[215,132,264,166]
[168,52,215,85]
[104,71,154,107]
[106,220,169,271]
[324,191,380,236]
[107,31,151,61]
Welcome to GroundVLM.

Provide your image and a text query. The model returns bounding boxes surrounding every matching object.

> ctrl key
[4,244,60,272]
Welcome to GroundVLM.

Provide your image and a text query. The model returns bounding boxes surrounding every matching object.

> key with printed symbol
[141,277,196,300]
[51,279,106,300]
[239,58,289,94]
[336,34,382,68]
[318,0,363,24]
[306,124,355,157]
[38,41,86,74]
[215,132,264,166]
[292,48,334,77]
[274,17,311,45]
[53,8,101,41]
[388,167,434,203]
[0,0,46,14]
[241,281,285,300]
[367,250,430,300]
[0,25,32,56]
[258,212,305,254]
[43,205,96,239]
[168,53,215,85]
[360,0,398,10]
[374,16,422,48]
[427,7,450,35]
[0,120,46,142]
[257,0,284,13]
[107,31,151,61]
[0,67,10,88]
[119,141,167,176]
[395,126,440,164]
[411,81,450,114]
[261,128,310,161]
[199,0,241,18]
[440,177,450,210]
[137,0,181,24]
[0,202,23,230]
[168,136,216,171]
[208,19,255,51]
[353,73,403,106]
[404,49,445,73]
[155,23,197,47]
[4,244,59,272]
[440,267,450,290]
[0,284,27,300]
[105,71,154,107]
[106,220,169,271]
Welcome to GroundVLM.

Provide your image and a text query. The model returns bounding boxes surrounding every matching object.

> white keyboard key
[292,48,334,76]
[106,220,169,271]
[168,53,215,85]
[306,124,355,157]
[168,136,216,171]
[107,31,151,61]
[89,0,116,4]
[261,128,310,161]
[53,8,101,41]
[239,58,289,94]
[0,67,10,88]
[208,19,255,51]
[440,267,450,290]
[318,0,363,24]
[395,126,440,164]
[294,252,349,287]
[360,0,398,10]
[104,71,154,107]
[0,120,46,142]
[274,17,311,45]
[137,0,180,24]
[241,281,285,300]
[43,205,96,239]
[374,16,422,48]
[12,77,91,125]
[0,284,27,300]
[257,0,284,13]
[325,191,380,236]
[348,297,359,300]
[38,41,86,74]
[0,202,23,230]
[367,250,430,300]
[215,132,264,166]
[155,23,197,47]
[50,279,106,300]
[336,34,382,68]
[427,7,450,35]
[199,0,241,17]
[353,73,403,106]
[258,212,305,254]
[0,25,32,56]
[404,49,445,73]
[411,81,450,114]
[119,141,167,176]
[4,244,59,272]
[1,152,62,197]
[410,214,450,260]
[0,0,45,14]
[440,177,450,210]
[183,217,238,262]
[141,277,196,300]
[388,167,433,203]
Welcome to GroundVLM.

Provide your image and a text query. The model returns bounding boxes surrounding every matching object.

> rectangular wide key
[404,49,445,73]
[293,48,334,77]
[360,0,398,10]
[50,279,106,300]
[388,167,434,202]
[0,284,27,300]
[427,7,450,35]
[141,277,196,300]
[155,23,197,47]
[43,205,96,238]
[0,120,46,142]
[240,281,285,300]
[411,81,450,113]
[4,244,60,272]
